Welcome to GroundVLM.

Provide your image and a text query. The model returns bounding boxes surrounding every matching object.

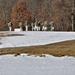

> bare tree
[43,0,53,20]
[71,0,75,31]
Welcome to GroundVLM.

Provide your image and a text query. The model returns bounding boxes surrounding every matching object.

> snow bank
[0,31,75,48]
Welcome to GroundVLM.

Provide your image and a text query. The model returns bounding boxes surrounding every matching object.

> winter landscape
[0,0,75,75]
[0,31,75,75]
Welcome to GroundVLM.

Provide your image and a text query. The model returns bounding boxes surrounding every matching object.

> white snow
[0,54,75,75]
[0,31,75,48]
[0,31,75,75]
[14,28,22,32]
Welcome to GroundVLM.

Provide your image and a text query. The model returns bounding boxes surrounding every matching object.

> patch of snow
[0,31,75,48]
[0,54,75,75]
[14,28,22,32]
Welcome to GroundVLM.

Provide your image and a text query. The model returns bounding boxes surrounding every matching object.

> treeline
[0,0,75,31]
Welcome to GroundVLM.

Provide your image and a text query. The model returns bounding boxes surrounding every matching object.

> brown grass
[0,33,24,37]
[6,34,24,36]
[0,40,75,57]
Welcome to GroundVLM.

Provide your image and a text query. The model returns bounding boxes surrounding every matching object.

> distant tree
[52,0,73,31]
[0,0,18,30]
[0,0,75,31]
[71,0,75,31]
[43,0,53,20]
[8,22,12,31]
[11,0,31,28]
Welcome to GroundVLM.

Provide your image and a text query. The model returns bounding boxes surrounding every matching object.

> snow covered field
[0,31,75,75]
[0,54,75,75]
[0,31,75,48]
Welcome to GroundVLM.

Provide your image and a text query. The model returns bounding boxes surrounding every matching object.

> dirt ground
[0,40,75,57]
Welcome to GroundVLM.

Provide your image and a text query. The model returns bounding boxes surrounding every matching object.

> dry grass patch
[6,34,24,36]
[0,40,75,57]
[0,33,24,37]
[0,31,24,37]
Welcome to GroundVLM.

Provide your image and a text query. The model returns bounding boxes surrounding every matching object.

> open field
[0,40,75,57]
[0,31,75,57]
[0,31,75,75]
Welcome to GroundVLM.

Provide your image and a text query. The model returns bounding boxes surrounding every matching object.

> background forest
[0,0,75,31]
